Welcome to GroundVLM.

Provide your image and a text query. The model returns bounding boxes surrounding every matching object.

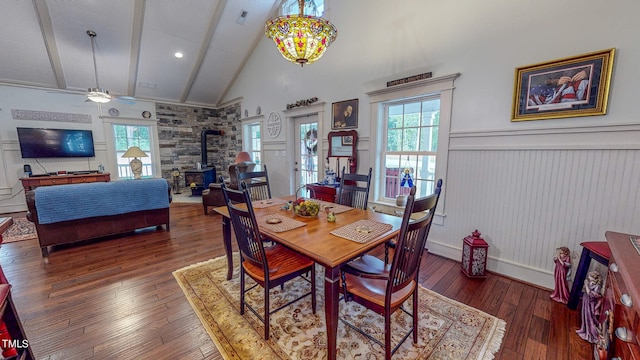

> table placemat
[316,200,353,214]
[252,198,288,209]
[256,213,307,233]
[330,219,393,243]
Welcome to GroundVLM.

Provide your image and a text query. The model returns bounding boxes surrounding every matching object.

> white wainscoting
[426,124,640,289]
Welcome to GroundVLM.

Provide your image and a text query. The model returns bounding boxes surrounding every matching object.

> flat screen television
[17,127,95,158]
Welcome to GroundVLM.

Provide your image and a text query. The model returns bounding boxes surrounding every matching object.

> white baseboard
[427,239,554,290]
[0,203,27,214]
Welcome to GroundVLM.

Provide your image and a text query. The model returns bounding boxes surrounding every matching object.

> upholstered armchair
[202,153,256,214]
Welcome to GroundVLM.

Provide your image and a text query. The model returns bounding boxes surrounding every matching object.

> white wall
[1,0,638,287]
[223,0,640,288]
[0,85,155,213]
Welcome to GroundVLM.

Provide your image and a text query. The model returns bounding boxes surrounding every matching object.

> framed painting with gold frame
[511,48,615,122]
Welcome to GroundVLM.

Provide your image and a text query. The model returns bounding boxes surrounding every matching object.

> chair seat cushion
[344,273,415,309]
[347,255,390,274]
[580,241,611,260]
[242,244,313,282]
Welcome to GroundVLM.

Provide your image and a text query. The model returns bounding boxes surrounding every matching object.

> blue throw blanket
[35,179,169,224]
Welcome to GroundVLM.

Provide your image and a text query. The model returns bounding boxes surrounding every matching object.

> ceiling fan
[86,30,135,105]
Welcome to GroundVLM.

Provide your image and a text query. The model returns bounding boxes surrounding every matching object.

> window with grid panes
[113,124,154,179]
[246,122,262,169]
[382,97,440,200]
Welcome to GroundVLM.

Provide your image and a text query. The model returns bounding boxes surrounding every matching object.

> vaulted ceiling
[0,0,280,108]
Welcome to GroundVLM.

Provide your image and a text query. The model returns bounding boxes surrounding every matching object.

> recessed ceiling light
[174,52,184,58]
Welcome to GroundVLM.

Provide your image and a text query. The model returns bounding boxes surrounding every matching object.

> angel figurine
[550,246,571,304]
[576,271,604,343]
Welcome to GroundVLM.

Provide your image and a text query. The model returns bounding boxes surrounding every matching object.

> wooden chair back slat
[337,166,372,210]
[237,165,272,201]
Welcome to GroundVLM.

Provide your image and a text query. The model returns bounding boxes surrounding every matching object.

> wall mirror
[327,130,357,173]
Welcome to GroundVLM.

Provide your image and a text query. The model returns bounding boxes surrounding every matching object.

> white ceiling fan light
[86,30,134,104]
[87,88,111,103]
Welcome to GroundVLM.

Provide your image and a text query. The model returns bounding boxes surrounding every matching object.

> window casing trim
[102,117,161,180]
[242,115,264,169]
[367,73,459,220]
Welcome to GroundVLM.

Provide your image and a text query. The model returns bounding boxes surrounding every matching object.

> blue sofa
[26,179,171,260]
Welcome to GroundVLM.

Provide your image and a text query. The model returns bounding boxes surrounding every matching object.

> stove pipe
[201,129,224,167]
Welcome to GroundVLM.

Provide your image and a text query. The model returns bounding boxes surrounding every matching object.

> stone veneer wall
[155,102,242,182]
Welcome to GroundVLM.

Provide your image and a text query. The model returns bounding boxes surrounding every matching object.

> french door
[294,116,318,197]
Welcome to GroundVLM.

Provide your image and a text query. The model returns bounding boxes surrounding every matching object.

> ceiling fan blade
[114,96,136,105]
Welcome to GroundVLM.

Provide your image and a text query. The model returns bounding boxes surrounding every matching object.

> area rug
[1,217,37,243]
[173,254,505,359]
[171,192,202,204]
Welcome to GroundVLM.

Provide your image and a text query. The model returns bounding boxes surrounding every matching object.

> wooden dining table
[213,197,403,360]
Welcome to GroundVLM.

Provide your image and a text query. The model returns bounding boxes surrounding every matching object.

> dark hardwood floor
[0,203,592,359]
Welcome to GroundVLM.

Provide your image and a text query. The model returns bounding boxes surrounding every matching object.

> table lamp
[122,146,148,179]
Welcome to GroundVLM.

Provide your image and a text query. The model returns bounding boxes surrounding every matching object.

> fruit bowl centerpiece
[293,198,320,217]
[292,186,320,217]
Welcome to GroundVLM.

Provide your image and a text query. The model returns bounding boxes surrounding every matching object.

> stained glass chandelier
[265,0,338,66]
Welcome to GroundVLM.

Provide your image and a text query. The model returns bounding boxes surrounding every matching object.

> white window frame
[242,116,263,170]
[102,117,161,180]
[381,97,440,200]
[367,73,459,222]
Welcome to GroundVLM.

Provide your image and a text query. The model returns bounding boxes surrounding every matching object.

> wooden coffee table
[0,217,13,244]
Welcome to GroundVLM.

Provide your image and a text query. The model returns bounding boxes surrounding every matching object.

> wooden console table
[0,283,35,359]
[306,183,338,203]
[20,173,110,192]
[602,231,640,359]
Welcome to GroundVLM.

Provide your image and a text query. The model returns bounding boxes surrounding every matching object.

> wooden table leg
[324,266,340,360]
[221,216,233,280]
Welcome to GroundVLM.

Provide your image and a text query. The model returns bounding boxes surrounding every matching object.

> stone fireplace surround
[155,102,243,183]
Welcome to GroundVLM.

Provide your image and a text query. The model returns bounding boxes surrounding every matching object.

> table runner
[330,219,393,243]
[256,213,307,233]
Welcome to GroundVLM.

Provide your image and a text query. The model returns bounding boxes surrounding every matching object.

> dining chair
[339,184,440,359]
[220,181,316,340]
[336,166,372,209]
[382,178,443,264]
[237,164,272,201]
[202,159,256,214]
[352,179,442,273]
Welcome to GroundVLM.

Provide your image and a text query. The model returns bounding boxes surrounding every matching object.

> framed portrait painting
[332,99,358,129]
[512,48,615,122]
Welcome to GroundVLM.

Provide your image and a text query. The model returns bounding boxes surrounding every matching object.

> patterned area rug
[173,254,506,359]
[2,217,37,243]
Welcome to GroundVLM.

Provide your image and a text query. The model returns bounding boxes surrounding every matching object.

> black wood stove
[184,167,215,196]
[184,129,223,196]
